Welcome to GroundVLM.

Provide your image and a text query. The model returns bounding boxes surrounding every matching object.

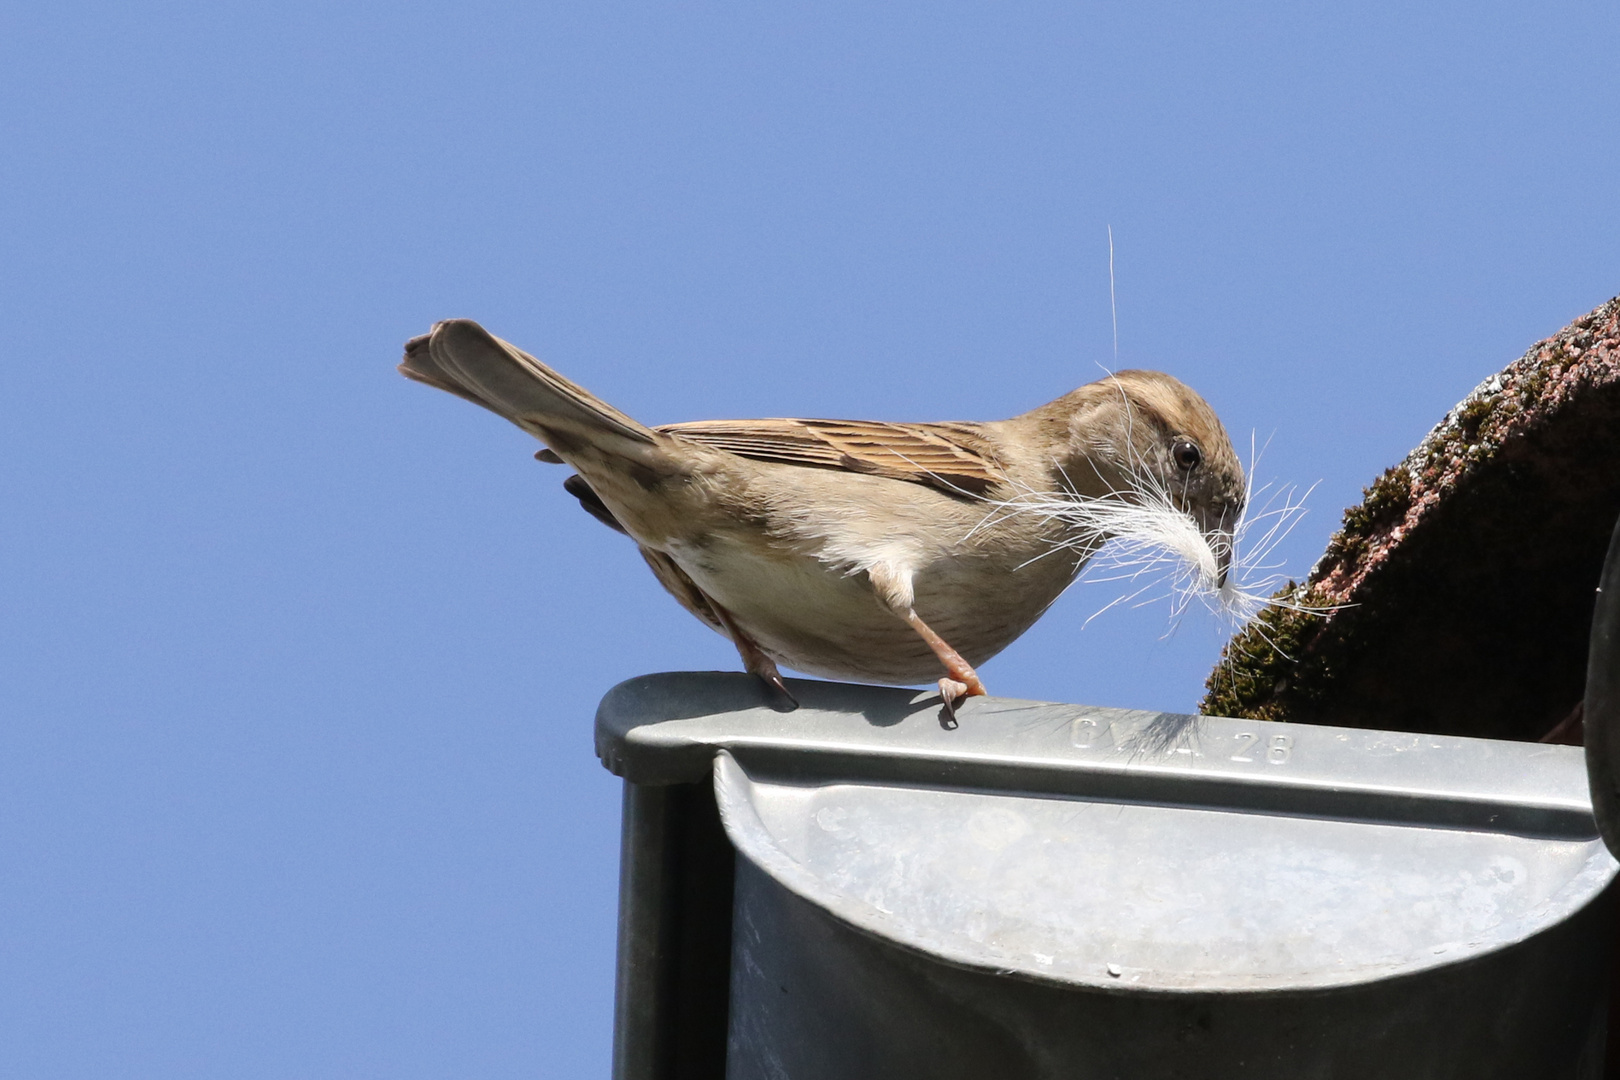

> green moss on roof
[1201,296,1620,740]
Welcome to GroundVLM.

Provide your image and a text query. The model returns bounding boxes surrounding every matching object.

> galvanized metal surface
[725,852,1612,1080]
[598,672,1620,1079]
[599,673,1598,840]
[1588,513,1620,860]
[715,747,1612,993]
[611,782,732,1080]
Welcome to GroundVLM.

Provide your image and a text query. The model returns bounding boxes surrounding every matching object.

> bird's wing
[658,418,1007,497]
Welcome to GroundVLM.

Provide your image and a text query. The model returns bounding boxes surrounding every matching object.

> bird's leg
[904,611,988,718]
[868,564,987,721]
[637,545,797,709]
[710,601,798,709]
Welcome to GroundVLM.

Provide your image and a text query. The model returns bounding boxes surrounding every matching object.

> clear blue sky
[2,2,1616,1076]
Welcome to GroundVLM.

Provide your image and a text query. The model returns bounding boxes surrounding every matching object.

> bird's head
[1027,370,1247,589]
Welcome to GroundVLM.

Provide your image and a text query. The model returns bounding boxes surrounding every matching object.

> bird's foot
[936,674,987,727]
[710,597,799,711]
[755,666,799,710]
[888,606,987,727]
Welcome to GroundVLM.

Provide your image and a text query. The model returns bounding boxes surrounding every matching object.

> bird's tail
[400,319,660,460]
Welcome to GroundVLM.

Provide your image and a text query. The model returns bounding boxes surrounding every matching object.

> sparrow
[400,320,1245,716]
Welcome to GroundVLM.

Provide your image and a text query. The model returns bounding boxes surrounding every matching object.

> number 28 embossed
[1230,732,1293,765]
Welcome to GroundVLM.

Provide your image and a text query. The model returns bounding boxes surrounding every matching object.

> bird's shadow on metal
[778,676,923,728]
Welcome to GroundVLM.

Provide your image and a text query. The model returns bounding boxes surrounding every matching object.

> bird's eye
[1172,439,1202,471]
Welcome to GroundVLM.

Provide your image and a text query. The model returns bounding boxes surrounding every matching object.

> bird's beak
[1212,532,1234,590]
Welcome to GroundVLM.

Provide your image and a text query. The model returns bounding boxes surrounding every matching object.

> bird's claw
[937,677,985,728]
[760,670,800,711]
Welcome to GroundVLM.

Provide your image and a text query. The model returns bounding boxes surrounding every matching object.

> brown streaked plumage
[400,319,1245,715]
